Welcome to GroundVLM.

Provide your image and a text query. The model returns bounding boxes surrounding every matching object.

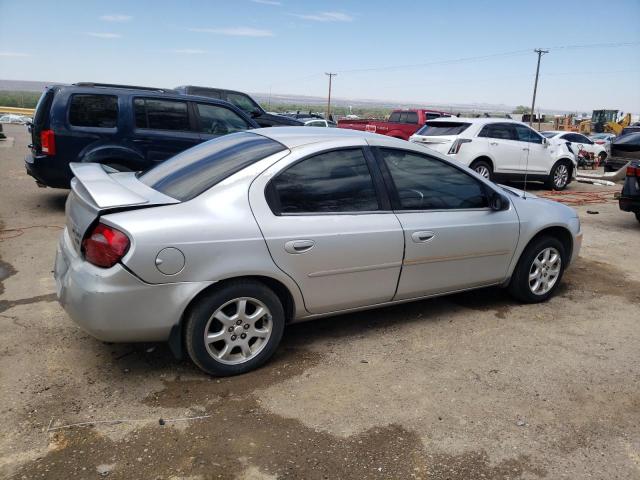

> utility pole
[529,48,548,126]
[325,72,337,120]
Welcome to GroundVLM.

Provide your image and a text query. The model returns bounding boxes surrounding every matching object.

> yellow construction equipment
[0,106,35,115]
[588,110,631,135]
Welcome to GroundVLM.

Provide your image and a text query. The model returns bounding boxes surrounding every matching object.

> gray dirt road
[1,123,639,479]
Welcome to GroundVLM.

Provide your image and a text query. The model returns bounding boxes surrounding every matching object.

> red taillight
[595,140,605,145]
[82,223,130,268]
[40,129,56,155]
[626,165,640,177]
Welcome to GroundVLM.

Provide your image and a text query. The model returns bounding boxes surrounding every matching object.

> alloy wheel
[203,297,272,365]
[528,247,561,295]
[475,165,491,179]
[554,164,569,188]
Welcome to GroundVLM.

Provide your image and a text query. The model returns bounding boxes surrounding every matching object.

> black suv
[25,83,259,188]
[174,85,302,128]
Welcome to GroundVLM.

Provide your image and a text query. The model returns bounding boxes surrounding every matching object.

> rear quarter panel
[102,150,307,316]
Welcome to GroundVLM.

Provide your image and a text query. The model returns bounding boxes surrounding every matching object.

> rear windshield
[139,132,286,201]
[33,88,55,130]
[416,121,470,136]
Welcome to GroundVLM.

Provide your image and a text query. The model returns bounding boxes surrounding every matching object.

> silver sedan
[55,128,582,376]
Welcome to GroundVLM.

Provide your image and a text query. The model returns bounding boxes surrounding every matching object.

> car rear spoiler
[69,163,179,209]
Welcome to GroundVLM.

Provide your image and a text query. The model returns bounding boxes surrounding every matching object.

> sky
[1,0,639,112]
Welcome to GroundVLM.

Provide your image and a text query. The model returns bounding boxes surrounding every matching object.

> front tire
[469,159,493,181]
[508,236,566,303]
[546,161,571,190]
[185,280,285,376]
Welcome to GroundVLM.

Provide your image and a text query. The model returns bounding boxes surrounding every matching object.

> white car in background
[409,118,577,190]
[302,118,337,128]
[541,131,608,163]
[588,132,615,157]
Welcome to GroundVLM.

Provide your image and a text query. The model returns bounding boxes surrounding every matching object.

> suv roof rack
[73,82,177,93]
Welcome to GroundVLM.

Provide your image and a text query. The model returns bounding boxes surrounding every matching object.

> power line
[332,40,640,75]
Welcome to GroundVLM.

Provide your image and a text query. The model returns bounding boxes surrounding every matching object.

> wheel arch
[168,275,297,359]
[512,225,574,276]
[470,155,494,171]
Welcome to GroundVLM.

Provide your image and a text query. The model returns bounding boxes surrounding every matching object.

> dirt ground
[1,123,639,480]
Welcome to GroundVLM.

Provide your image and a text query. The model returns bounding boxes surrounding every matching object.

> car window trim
[265,146,392,216]
[371,146,493,212]
[66,92,119,131]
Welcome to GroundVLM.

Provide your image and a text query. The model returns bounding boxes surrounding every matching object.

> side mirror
[542,137,549,147]
[490,192,509,211]
[251,110,262,118]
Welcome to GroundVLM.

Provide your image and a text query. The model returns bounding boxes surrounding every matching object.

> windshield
[540,131,558,138]
[415,121,470,136]
[139,132,286,201]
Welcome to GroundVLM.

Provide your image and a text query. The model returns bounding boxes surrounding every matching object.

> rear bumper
[25,152,72,188]
[54,228,210,342]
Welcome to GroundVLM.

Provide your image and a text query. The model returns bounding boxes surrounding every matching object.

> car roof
[252,126,408,149]
[426,117,519,125]
[58,83,245,107]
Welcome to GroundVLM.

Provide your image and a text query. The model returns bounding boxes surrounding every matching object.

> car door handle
[411,231,435,243]
[522,147,530,151]
[284,240,315,254]
[489,141,499,146]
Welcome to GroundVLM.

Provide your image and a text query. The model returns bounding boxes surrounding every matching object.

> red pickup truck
[337,109,452,140]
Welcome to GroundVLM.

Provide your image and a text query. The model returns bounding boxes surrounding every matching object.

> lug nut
[231,335,237,341]
[244,324,250,330]
[236,319,242,325]
[228,327,234,332]
[241,333,247,339]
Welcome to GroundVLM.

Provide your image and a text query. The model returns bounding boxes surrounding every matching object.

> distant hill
[0,78,574,115]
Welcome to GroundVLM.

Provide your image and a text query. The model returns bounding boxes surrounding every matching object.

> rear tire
[508,236,566,303]
[546,161,571,190]
[598,152,607,164]
[469,159,493,181]
[185,280,285,376]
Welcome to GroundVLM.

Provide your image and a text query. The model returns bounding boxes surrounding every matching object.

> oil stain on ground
[0,258,17,297]
[14,398,545,480]
[563,257,640,304]
[12,345,546,479]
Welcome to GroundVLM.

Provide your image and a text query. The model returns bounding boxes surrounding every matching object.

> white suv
[409,118,577,190]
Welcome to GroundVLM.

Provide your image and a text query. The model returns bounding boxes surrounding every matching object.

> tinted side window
[388,112,401,122]
[398,112,408,123]
[514,124,543,144]
[271,149,379,214]
[380,149,488,210]
[478,123,516,140]
[226,92,260,114]
[134,98,189,131]
[575,134,592,144]
[405,112,418,124]
[196,103,251,135]
[69,94,118,128]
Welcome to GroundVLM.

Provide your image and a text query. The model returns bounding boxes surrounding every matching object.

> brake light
[626,165,640,177]
[82,223,130,268]
[448,138,471,154]
[595,140,605,145]
[40,129,56,155]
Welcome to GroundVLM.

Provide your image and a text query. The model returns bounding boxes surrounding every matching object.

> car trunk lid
[66,163,179,253]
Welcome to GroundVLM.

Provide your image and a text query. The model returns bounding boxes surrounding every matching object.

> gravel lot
[1,123,639,479]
